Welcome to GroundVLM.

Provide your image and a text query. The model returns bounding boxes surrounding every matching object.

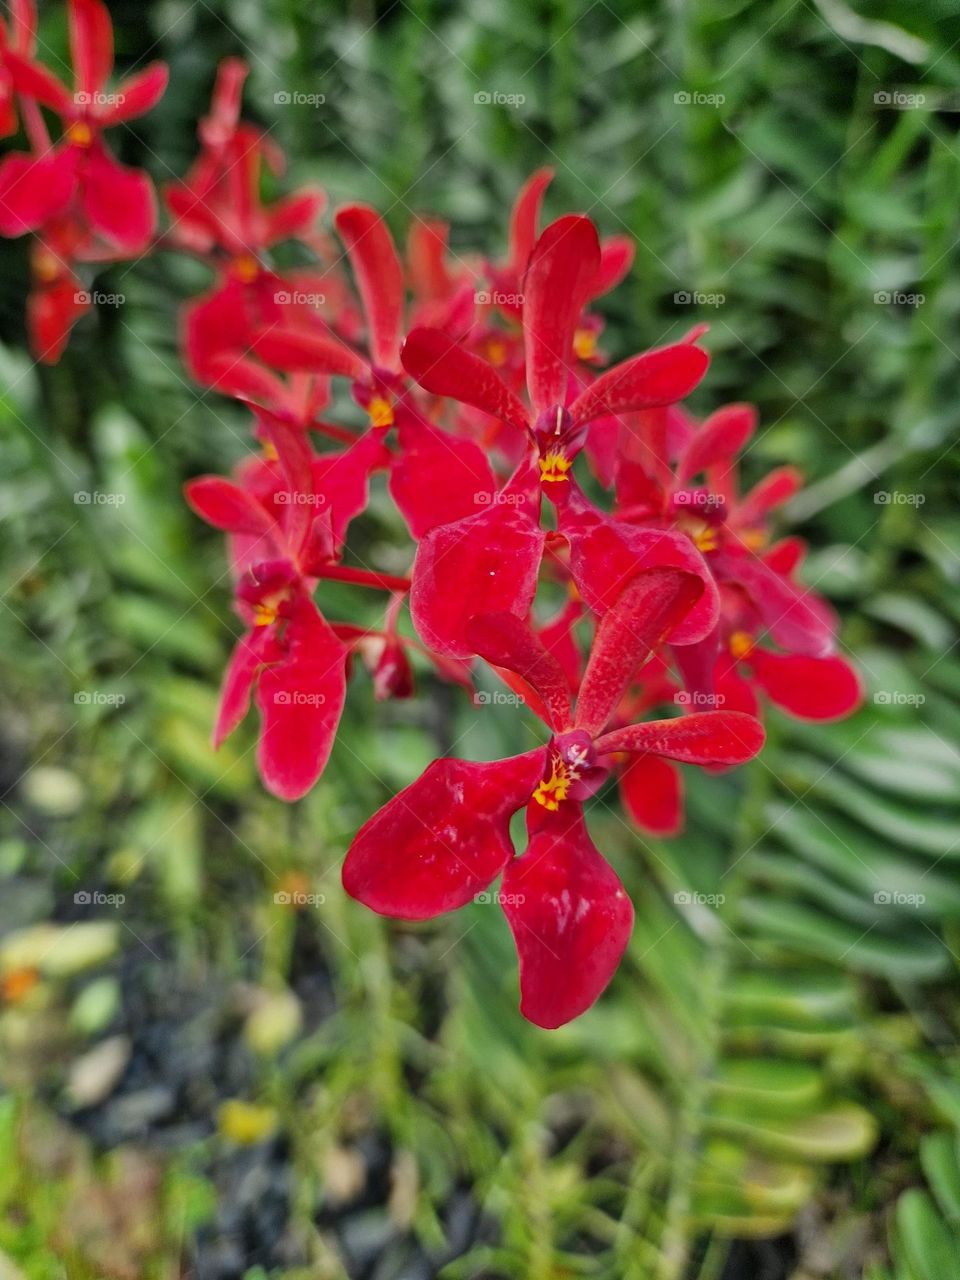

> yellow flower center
[233,253,259,284]
[573,328,597,361]
[368,395,394,429]
[253,602,278,627]
[486,338,507,366]
[533,758,572,811]
[539,449,572,483]
[33,250,60,284]
[729,630,754,661]
[66,121,93,147]
[261,439,279,462]
[739,527,768,552]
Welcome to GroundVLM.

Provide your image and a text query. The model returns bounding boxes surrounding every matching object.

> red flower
[343,569,764,1027]
[399,215,715,656]
[0,0,166,250]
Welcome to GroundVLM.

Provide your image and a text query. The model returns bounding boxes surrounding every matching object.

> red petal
[407,216,455,301]
[501,805,633,1028]
[591,235,635,298]
[213,626,275,748]
[411,480,545,657]
[249,327,367,380]
[569,344,709,427]
[715,657,761,717]
[507,166,553,272]
[312,430,389,550]
[750,649,863,721]
[401,327,529,430]
[81,146,156,252]
[28,276,89,363]
[561,499,719,645]
[184,475,275,537]
[618,754,684,836]
[764,535,806,576]
[68,0,113,96]
[102,62,168,124]
[4,50,72,111]
[342,750,546,919]
[522,214,600,415]
[677,403,757,485]
[254,596,347,800]
[0,150,75,235]
[595,711,765,765]
[539,600,584,695]
[718,552,836,658]
[736,465,802,524]
[466,611,573,731]
[335,203,405,371]
[575,568,704,736]
[263,186,326,246]
[389,420,496,539]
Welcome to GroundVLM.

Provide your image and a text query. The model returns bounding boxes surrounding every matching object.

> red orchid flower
[343,568,765,1027]
[250,201,501,542]
[0,0,166,251]
[399,214,717,657]
[614,401,839,661]
[0,0,36,138]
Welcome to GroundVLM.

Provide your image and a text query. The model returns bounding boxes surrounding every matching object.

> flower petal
[81,145,156,252]
[389,419,496,539]
[569,344,709,427]
[342,750,546,919]
[507,166,553,273]
[0,149,75,235]
[594,711,765,765]
[335,203,405,371]
[501,805,633,1028]
[213,626,275,748]
[618,753,684,836]
[575,567,704,736]
[591,235,635,298]
[28,276,89,363]
[254,596,347,800]
[736,465,803,525]
[466,611,573,731]
[249,326,368,380]
[68,0,113,96]
[184,475,276,536]
[400,326,529,430]
[677,403,757,485]
[750,649,863,721]
[716,551,836,658]
[410,470,545,657]
[103,62,168,124]
[523,214,600,415]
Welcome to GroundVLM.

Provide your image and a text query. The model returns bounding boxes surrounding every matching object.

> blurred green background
[1,1,960,1277]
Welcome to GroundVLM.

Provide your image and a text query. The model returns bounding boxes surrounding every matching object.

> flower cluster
[0,22,861,1028]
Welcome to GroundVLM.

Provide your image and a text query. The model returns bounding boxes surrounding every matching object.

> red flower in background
[343,569,764,1027]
